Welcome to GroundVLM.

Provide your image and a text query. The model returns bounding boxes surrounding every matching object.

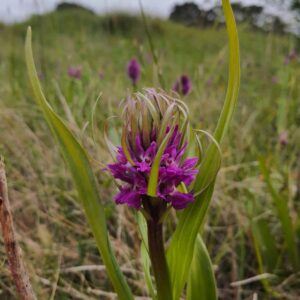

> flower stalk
[144,199,172,300]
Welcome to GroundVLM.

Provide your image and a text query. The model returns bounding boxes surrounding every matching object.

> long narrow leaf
[187,236,217,300]
[167,1,240,299]
[193,0,240,194]
[167,182,215,299]
[25,27,133,300]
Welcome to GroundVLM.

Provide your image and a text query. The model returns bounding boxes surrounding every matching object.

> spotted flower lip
[106,89,198,210]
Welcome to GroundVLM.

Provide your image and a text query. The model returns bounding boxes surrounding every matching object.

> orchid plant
[25,0,240,299]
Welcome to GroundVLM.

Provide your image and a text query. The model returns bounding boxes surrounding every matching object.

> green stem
[147,204,172,300]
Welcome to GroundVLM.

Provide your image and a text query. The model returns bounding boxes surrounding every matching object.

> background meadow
[0,4,300,300]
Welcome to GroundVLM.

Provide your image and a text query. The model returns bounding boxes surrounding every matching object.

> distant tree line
[54,1,300,36]
[292,0,300,12]
[56,2,94,13]
[291,0,300,23]
[169,2,288,34]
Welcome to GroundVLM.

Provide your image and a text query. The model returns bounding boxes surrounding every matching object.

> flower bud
[127,58,141,85]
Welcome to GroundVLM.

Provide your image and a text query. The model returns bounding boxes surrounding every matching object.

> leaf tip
[26,26,32,43]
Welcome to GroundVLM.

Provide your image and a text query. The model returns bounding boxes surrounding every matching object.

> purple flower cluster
[173,75,192,96]
[68,66,82,80]
[284,49,298,65]
[108,126,198,210]
[127,58,141,85]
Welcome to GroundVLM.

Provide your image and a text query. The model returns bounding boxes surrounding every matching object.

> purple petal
[181,75,192,96]
[151,128,157,141]
[133,173,148,190]
[145,141,157,159]
[159,165,181,183]
[137,162,151,173]
[159,184,175,197]
[175,143,187,162]
[116,147,127,164]
[107,163,135,184]
[182,157,198,170]
[135,134,144,156]
[181,173,197,186]
[115,188,141,209]
[167,191,194,210]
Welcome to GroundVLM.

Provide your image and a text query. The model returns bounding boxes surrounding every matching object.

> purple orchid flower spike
[68,66,82,80]
[127,58,141,86]
[173,74,192,96]
[107,89,198,211]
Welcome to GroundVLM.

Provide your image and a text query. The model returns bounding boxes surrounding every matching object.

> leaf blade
[25,27,133,300]
[167,1,241,298]
[187,236,217,300]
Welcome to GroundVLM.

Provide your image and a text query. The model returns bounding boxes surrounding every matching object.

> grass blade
[251,217,280,272]
[259,159,299,271]
[25,27,133,300]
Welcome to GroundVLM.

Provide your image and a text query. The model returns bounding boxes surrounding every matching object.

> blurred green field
[0,7,300,300]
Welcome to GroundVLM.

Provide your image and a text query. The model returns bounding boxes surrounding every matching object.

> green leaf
[25,27,133,300]
[187,236,217,300]
[137,213,156,299]
[167,182,215,300]
[259,159,299,271]
[167,0,240,298]
[193,0,240,194]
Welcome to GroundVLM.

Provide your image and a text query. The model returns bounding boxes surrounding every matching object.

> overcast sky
[0,0,294,24]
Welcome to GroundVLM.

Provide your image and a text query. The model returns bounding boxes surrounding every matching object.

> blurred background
[0,0,300,299]
[2,0,300,35]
